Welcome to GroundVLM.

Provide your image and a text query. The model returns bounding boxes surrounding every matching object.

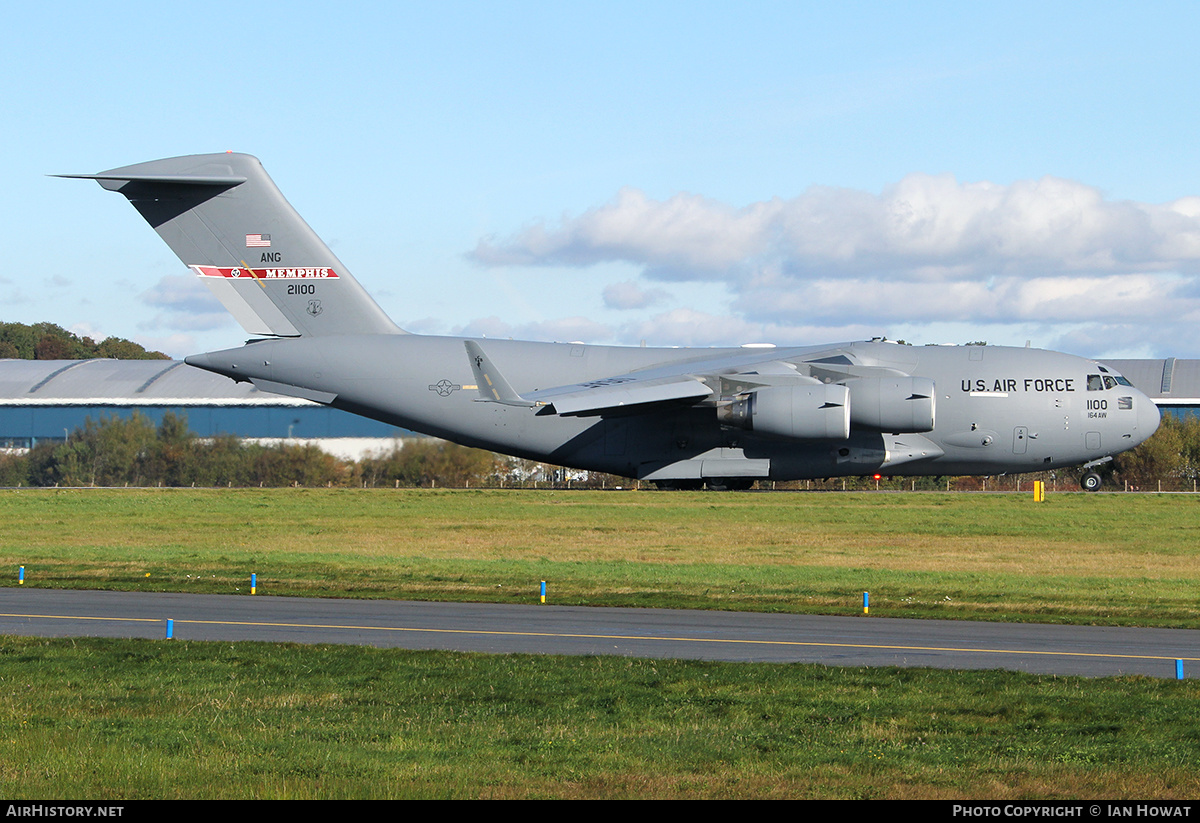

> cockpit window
[1114,376,1133,387]
[1087,374,1103,391]
[1103,376,1117,390]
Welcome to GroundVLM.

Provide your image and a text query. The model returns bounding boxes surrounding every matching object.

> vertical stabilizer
[60,153,403,338]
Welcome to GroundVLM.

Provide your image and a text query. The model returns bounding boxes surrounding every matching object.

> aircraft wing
[514,346,908,418]
[463,341,872,417]
[465,339,714,415]
[463,340,935,435]
[523,375,714,415]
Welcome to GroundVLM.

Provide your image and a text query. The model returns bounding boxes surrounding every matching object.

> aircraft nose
[1135,392,1161,445]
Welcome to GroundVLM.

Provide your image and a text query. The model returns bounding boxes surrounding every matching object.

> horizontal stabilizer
[55,172,247,190]
[248,378,337,405]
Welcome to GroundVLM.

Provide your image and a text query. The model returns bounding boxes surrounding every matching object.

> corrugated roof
[0,359,309,406]
[1099,359,1200,405]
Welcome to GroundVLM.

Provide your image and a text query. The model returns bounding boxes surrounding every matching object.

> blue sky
[5,1,1200,358]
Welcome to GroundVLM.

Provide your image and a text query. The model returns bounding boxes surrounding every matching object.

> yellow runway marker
[0,612,159,624]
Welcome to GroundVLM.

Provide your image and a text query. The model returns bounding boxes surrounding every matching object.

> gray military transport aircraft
[61,153,1160,491]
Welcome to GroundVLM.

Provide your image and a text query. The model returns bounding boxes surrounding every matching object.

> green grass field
[3,488,1199,626]
[3,488,1199,798]
[2,637,1198,799]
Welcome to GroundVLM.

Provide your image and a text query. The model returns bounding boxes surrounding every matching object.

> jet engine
[843,376,935,432]
[719,384,851,440]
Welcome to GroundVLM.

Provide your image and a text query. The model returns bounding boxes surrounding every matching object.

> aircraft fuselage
[186,336,1159,483]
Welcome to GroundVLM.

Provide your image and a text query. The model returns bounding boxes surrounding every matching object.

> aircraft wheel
[705,478,754,491]
[1080,472,1102,492]
[653,480,704,491]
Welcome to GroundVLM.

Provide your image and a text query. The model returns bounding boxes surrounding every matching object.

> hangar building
[0,358,409,458]
[1104,359,1200,419]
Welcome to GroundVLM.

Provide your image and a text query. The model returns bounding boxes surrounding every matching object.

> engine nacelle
[720,384,850,440]
[844,376,936,432]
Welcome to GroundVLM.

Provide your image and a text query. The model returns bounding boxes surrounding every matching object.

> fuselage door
[1013,426,1028,455]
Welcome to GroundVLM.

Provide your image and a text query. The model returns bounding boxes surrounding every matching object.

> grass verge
[3,488,1199,627]
[1,636,1198,799]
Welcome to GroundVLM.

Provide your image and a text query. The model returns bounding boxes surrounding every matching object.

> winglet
[464,341,535,406]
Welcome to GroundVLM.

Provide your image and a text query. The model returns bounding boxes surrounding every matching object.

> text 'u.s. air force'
[961,378,1076,393]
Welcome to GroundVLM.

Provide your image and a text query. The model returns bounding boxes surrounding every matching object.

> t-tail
[59,153,402,338]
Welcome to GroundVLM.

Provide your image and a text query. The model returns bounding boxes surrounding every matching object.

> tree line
[0,412,622,489]
[0,410,1196,490]
[0,321,169,361]
[1109,412,1200,490]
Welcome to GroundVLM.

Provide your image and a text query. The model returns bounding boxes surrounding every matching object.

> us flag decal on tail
[245,234,271,247]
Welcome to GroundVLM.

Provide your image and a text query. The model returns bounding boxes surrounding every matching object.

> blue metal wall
[0,405,407,446]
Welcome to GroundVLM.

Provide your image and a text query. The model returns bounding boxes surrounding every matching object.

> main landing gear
[653,478,755,491]
[1080,471,1103,492]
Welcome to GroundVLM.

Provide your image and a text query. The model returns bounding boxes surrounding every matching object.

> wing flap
[464,340,713,415]
[530,376,712,416]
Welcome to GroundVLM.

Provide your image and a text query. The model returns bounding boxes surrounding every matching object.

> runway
[2,587,1198,678]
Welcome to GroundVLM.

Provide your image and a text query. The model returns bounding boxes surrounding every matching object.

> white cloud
[137,275,232,332]
[67,321,105,341]
[732,272,1198,326]
[454,315,614,344]
[602,280,670,310]
[139,275,223,314]
[450,308,884,350]
[472,187,770,274]
[616,308,881,349]
[473,175,1200,281]
[470,174,1200,355]
[132,333,199,358]
[401,316,448,335]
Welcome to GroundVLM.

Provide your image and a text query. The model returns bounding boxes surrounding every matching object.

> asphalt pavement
[2,587,1197,678]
